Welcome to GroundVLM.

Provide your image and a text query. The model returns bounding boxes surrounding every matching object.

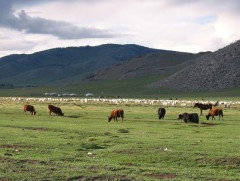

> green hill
[0,44,161,86]
[85,51,207,81]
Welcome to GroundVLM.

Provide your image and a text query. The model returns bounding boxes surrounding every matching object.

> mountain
[1,41,239,93]
[0,44,160,86]
[149,40,240,91]
[84,51,209,81]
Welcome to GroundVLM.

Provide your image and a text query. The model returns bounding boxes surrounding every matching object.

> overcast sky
[0,0,239,57]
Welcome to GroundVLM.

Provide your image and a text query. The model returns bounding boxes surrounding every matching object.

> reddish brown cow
[108,109,124,122]
[48,105,64,116]
[24,105,36,115]
[206,108,223,120]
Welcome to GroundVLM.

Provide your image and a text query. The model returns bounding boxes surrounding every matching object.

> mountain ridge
[149,40,240,91]
[0,41,239,93]
[83,51,207,81]
[0,44,161,86]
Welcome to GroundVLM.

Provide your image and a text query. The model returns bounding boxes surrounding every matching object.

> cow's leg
[200,109,202,115]
[219,114,223,120]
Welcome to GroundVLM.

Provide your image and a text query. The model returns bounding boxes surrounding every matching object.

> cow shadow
[65,115,80,118]
[200,122,224,126]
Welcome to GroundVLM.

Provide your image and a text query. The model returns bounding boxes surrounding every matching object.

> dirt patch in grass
[120,162,138,166]
[145,173,177,179]
[215,157,240,166]
[113,149,138,155]
[0,144,30,149]
[103,132,111,136]
[17,159,40,165]
[0,177,9,181]
[22,127,49,131]
[2,125,50,131]
[67,175,134,181]
[196,156,240,166]
[78,143,106,151]
[118,128,129,133]
[0,157,14,163]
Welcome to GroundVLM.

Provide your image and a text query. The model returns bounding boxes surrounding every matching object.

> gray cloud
[0,0,119,39]
[168,0,240,12]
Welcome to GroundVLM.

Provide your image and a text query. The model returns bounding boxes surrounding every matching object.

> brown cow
[48,105,64,116]
[108,109,124,122]
[206,108,223,120]
[24,105,36,115]
[193,102,212,115]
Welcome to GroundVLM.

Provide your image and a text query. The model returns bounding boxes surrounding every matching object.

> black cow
[158,108,166,119]
[178,113,199,124]
[48,105,64,116]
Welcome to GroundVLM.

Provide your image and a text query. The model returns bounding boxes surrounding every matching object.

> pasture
[0,97,240,181]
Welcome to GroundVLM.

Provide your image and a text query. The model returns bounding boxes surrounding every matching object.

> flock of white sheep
[0,97,238,108]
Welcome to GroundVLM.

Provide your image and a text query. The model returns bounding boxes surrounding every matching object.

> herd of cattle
[23,101,224,124]
[24,104,64,116]
[158,102,224,124]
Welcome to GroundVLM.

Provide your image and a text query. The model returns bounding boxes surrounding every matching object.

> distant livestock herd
[23,101,224,123]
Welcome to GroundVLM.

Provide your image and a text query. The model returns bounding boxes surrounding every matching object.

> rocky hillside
[83,51,206,81]
[149,40,240,91]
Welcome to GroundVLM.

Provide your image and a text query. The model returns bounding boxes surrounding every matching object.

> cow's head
[206,115,210,120]
[193,103,198,108]
[177,114,183,119]
[108,116,112,122]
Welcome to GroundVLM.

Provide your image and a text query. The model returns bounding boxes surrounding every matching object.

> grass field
[1,80,240,99]
[0,98,240,181]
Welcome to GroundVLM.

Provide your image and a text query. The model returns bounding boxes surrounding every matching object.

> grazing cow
[158,108,166,119]
[206,108,223,120]
[108,109,124,122]
[48,105,64,116]
[193,102,213,115]
[178,113,199,124]
[23,104,36,115]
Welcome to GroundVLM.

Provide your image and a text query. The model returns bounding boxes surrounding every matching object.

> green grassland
[0,78,240,99]
[0,99,240,180]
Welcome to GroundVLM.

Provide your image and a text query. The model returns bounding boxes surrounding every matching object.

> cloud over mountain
[0,0,119,39]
